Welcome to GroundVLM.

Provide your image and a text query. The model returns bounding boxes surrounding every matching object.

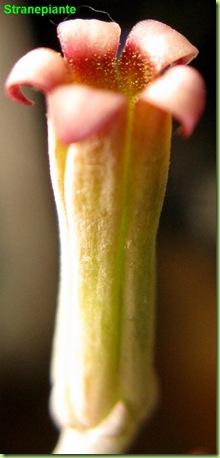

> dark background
[0,0,216,454]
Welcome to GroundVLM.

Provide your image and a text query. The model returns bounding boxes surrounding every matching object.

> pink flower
[5,19,206,454]
[5,19,205,139]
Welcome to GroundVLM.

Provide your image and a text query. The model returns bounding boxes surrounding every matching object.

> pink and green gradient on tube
[5,19,205,454]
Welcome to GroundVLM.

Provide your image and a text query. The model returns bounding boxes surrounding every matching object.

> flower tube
[5,19,205,454]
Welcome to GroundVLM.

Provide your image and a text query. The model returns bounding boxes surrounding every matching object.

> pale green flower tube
[48,100,171,452]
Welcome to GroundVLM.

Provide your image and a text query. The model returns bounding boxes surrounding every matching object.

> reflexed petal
[139,65,206,137]
[119,20,198,94]
[124,19,198,70]
[58,19,120,61]
[5,48,69,105]
[47,84,126,144]
[57,20,121,90]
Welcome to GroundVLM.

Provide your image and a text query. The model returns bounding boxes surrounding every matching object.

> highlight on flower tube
[5,18,206,454]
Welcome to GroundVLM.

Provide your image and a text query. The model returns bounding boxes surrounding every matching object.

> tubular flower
[5,19,205,454]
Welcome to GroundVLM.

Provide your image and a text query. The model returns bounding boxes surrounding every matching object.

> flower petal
[5,48,69,105]
[57,20,121,90]
[139,65,206,137]
[58,19,120,62]
[47,84,126,144]
[119,20,198,94]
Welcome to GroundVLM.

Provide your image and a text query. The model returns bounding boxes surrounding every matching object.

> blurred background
[0,0,216,454]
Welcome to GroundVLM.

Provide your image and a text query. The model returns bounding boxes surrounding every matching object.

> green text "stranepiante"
[3,4,76,15]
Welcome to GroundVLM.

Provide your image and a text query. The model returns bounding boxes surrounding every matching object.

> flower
[5,19,205,454]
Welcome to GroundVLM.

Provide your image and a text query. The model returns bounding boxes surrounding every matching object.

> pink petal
[5,48,69,105]
[57,20,121,90]
[58,19,120,62]
[139,65,206,137]
[47,84,126,144]
[119,20,198,91]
